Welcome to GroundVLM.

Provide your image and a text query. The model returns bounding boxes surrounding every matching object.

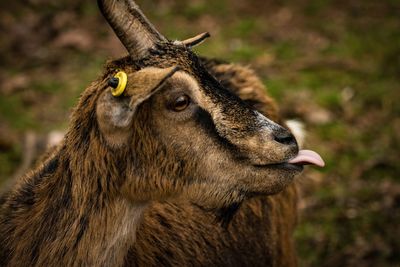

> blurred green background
[0,0,399,266]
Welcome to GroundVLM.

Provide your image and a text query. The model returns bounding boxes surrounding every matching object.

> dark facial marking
[194,107,239,154]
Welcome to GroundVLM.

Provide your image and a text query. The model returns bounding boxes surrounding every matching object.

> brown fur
[0,57,298,267]
[125,60,298,267]
[0,1,301,266]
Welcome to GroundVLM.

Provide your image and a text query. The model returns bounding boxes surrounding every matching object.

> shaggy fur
[125,59,298,267]
[0,1,301,266]
[0,58,298,267]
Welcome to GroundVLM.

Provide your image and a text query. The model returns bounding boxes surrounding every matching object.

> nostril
[273,131,296,146]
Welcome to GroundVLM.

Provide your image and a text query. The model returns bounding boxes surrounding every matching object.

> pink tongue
[288,150,325,167]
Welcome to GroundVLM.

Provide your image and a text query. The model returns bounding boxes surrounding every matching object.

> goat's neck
[0,147,147,267]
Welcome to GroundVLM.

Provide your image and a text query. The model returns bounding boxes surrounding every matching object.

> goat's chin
[223,163,300,197]
[243,166,300,195]
[188,168,299,227]
[183,167,298,212]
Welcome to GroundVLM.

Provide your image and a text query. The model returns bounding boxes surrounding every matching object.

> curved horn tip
[179,32,211,48]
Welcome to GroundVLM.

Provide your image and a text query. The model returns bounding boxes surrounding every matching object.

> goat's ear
[125,66,180,113]
[96,90,135,146]
[96,66,179,146]
[178,32,211,48]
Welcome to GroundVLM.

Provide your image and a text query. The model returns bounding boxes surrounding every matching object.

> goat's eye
[172,95,190,112]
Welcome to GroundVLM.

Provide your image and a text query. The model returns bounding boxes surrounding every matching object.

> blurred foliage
[0,0,399,266]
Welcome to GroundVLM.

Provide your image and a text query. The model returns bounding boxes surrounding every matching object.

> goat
[0,0,324,266]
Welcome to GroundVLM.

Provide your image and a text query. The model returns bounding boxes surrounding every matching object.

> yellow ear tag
[109,71,128,97]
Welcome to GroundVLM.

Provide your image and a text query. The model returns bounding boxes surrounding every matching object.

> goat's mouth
[254,150,325,171]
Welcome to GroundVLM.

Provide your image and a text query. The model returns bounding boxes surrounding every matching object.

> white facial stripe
[169,73,284,142]
[171,74,282,137]
[254,111,282,132]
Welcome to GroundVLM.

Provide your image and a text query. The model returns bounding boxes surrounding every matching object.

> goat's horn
[98,0,167,60]
[179,32,211,48]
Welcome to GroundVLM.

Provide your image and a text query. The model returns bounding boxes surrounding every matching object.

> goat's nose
[273,130,296,146]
